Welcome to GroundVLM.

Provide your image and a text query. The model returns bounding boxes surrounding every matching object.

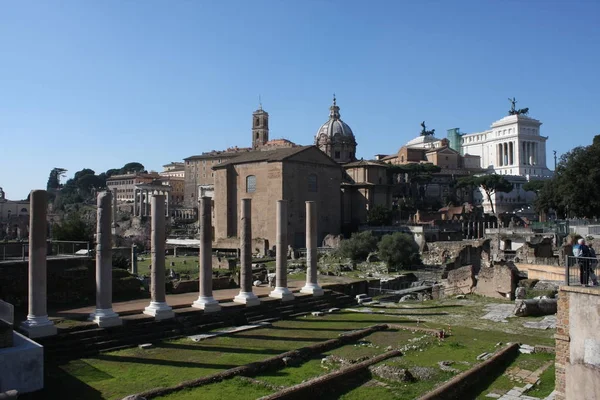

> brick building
[213,146,342,248]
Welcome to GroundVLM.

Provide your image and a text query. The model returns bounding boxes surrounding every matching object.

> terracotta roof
[343,159,389,168]
[184,147,252,161]
[213,146,319,169]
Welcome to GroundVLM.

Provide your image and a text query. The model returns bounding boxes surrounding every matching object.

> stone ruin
[444,262,519,300]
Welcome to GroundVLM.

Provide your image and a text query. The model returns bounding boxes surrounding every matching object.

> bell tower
[252,102,269,149]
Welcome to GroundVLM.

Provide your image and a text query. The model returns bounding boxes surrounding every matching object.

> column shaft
[270,200,294,301]
[192,197,221,311]
[112,188,118,228]
[133,189,138,216]
[90,191,121,327]
[301,201,323,296]
[234,198,260,306]
[144,194,174,319]
[20,190,56,338]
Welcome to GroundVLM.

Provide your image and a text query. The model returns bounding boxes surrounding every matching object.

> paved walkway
[46,275,360,321]
[49,280,307,320]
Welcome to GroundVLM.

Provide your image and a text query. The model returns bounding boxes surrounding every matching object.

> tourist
[573,238,592,286]
[589,244,599,286]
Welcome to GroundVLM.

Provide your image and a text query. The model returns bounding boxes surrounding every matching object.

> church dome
[315,96,356,143]
[315,96,357,163]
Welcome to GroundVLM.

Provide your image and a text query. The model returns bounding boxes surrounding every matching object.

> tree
[337,231,378,262]
[367,205,393,226]
[52,212,94,242]
[523,180,546,195]
[120,162,145,174]
[46,168,67,191]
[457,175,512,215]
[477,175,513,215]
[377,232,421,271]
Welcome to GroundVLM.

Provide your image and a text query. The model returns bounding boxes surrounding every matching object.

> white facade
[459,114,552,179]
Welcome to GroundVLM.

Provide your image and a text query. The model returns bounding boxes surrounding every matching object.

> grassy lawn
[44,296,557,400]
[475,352,555,399]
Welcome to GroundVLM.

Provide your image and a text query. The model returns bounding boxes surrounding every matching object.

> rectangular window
[246,175,256,193]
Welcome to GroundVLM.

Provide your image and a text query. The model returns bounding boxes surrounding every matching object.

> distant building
[0,187,29,221]
[106,172,160,202]
[447,113,552,179]
[183,105,298,207]
[213,146,342,248]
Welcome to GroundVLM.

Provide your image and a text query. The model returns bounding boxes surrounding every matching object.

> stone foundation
[555,286,600,400]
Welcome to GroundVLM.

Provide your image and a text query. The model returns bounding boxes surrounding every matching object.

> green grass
[475,353,555,399]
[44,296,558,400]
[159,377,274,400]
[527,364,556,398]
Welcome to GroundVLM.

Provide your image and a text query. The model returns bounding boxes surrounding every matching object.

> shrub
[377,232,421,271]
[112,253,130,270]
[337,231,378,262]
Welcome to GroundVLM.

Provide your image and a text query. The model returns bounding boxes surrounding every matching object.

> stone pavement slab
[481,303,515,323]
[522,315,556,330]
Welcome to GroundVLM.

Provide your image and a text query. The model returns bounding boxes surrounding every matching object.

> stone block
[445,265,476,295]
[0,332,43,393]
[475,264,518,300]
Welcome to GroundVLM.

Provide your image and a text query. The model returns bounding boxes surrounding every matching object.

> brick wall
[555,286,600,400]
[554,289,569,400]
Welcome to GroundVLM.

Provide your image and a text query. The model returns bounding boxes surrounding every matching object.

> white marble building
[457,114,552,178]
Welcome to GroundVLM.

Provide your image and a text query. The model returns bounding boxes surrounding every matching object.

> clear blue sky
[2,0,599,200]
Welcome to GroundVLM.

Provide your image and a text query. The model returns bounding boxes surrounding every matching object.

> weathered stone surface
[475,264,518,300]
[445,265,476,295]
[514,299,557,317]
[422,239,490,270]
[522,315,556,329]
[322,234,343,249]
[515,287,527,299]
[481,303,515,323]
[171,279,199,294]
[368,364,415,382]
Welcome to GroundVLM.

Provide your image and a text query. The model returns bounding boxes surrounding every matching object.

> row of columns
[497,142,515,166]
[20,190,323,337]
[172,208,196,219]
[497,140,541,167]
[522,141,538,166]
[133,188,170,217]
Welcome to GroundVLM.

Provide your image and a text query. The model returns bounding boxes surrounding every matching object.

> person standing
[574,238,592,286]
[589,244,598,286]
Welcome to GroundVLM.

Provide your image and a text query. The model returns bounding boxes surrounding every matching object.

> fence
[0,240,91,262]
[565,255,600,286]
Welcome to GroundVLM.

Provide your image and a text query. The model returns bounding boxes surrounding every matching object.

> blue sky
[2,0,599,200]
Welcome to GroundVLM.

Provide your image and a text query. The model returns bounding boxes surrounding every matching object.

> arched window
[246,175,256,193]
[308,174,318,192]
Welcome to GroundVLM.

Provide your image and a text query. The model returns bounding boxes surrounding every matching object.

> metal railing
[565,255,600,286]
[0,240,91,262]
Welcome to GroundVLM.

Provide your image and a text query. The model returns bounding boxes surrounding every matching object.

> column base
[233,291,261,307]
[300,284,324,296]
[192,296,222,313]
[89,308,122,328]
[143,302,175,320]
[269,287,295,302]
[20,315,57,338]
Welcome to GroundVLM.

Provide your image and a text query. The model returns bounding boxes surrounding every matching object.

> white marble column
[20,190,57,338]
[301,201,323,296]
[270,200,294,301]
[90,191,122,327]
[133,189,138,216]
[131,244,138,275]
[497,144,502,166]
[144,195,174,320]
[233,198,260,306]
[192,197,221,312]
[139,189,144,217]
